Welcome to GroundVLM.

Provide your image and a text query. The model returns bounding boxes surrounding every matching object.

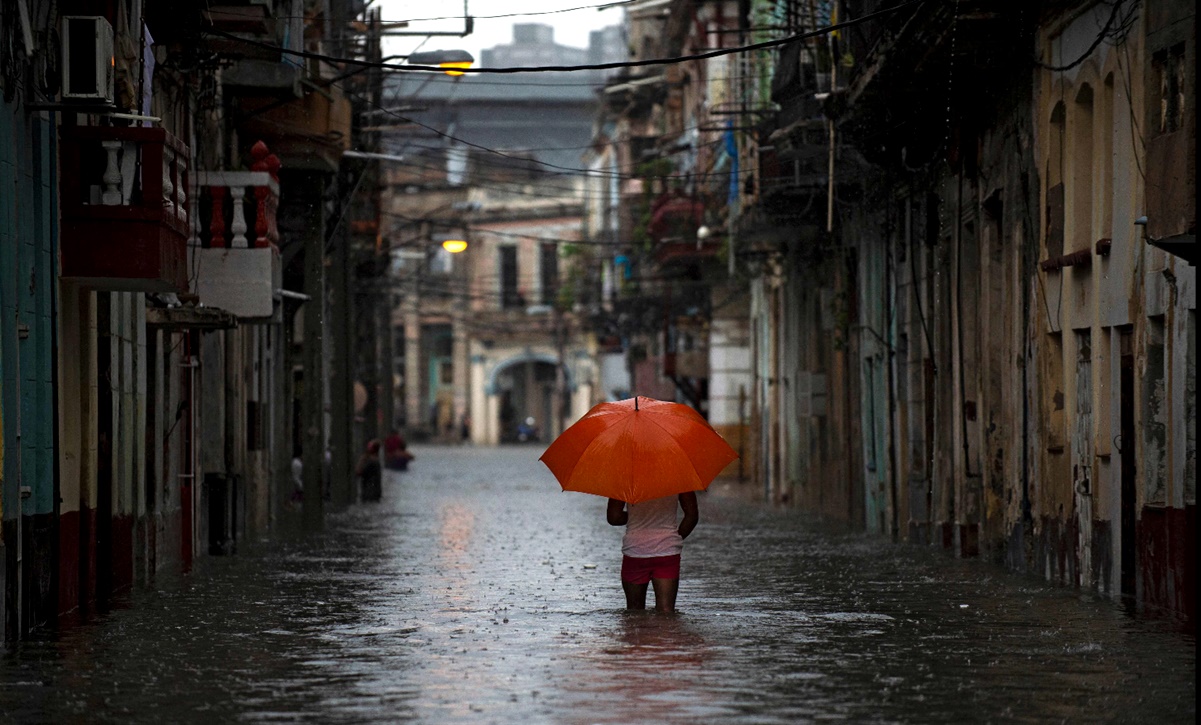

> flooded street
[1,446,1194,723]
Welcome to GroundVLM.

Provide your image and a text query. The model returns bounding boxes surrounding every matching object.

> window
[1152,43,1187,135]
[1045,101,1066,258]
[540,243,559,306]
[1100,74,1115,238]
[500,246,521,309]
[1071,84,1094,252]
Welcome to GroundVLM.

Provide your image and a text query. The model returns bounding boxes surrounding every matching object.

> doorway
[1119,327,1136,597]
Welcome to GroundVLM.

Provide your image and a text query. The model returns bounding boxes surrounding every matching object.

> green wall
[1,101,58,522]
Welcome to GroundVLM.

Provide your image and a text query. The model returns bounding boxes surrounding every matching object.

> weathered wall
[1,101,58,637]
[708,285,752,481]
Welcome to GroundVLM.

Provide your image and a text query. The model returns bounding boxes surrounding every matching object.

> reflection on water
[0,446,1195,724]
[562,612,716,724]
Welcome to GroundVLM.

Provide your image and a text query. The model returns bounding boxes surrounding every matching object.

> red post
[254,186,270,248]
[250,141,281,248]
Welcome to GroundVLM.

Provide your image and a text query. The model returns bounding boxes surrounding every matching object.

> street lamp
[407,49,475,76]
[442,239,468,253]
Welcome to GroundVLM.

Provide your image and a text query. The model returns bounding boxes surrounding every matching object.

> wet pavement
[1,446,1195,723]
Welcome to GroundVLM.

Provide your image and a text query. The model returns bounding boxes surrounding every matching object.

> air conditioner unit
[61,16,115,103]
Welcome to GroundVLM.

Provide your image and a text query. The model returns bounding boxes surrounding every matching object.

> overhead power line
[1035,0,1129,71]
[381,72,772,88]
[211,2,922,182]
[381,0,635,24]
[211,0,635,25]
[341,75,751,181]
[202,0,923,75]
[383,211,619,246]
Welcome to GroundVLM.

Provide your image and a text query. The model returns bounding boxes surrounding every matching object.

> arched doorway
[495,360,558,443]
[487,353,574,444]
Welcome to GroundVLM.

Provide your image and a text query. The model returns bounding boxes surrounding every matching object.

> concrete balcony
[190,149,283,320]
[60,126,190,293]
[191,244,282,321]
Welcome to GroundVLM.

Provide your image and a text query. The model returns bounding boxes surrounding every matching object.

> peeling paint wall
[736,0,1193,623]
[2,98,58,637]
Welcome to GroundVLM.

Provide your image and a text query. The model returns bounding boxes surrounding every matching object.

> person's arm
[677,491,699,539]
[607,498,628,526]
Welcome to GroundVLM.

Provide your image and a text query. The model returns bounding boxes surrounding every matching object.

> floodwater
[1,446,1194,723]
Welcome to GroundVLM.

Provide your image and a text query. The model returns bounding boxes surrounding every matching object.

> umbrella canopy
[539,396,738,505]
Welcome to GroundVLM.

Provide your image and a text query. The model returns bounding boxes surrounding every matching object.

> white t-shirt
[291,457,304,490]
[622,495,683,558]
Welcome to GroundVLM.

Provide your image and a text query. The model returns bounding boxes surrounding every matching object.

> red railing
[59,125,191,291]
[193,141,280,249]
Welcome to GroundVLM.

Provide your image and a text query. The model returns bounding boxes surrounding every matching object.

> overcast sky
[377,0,626,66]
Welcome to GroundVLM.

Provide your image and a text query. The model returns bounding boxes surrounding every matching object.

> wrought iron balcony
[60,125,190,292]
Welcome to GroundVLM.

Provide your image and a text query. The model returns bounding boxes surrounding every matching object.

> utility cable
[1033,0,1126,71]
[211,1,635,26]
[341,74,768,181]
[235,35,784,181]
[202,1,923,75]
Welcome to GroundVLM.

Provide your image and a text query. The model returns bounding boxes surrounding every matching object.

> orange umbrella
[539,396,738,504]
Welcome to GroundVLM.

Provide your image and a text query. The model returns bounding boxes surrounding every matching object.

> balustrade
[61,125,190,226]
[189,142,284,319]
[193,168,280,249]
[59,125,191,292]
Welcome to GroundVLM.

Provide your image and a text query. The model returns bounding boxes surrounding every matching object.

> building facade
[0,0,362,640]
[589,0,1194,624]
[383,24,621,444]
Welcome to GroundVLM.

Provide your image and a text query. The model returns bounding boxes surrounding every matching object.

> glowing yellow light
[440,61,472,76]
[442,239,468,253]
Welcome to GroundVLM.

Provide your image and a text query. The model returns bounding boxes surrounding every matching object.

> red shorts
[621,554,681,584]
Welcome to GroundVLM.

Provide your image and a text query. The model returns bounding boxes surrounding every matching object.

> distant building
[481,23,624,75]
[382,24,621,443]
[384,23,623,170]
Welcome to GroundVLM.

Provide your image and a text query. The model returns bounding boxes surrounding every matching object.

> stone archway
[469,340,597,446]
[483,352,574,445]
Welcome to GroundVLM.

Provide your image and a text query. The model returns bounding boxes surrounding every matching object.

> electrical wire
[344,76,760,181]
[202,1,923,75]
[383,210,641,246]
[1034,0,1126,72]
[352,89,672,179]
[227,34,786,182]
[395,133,725,155]
[381,134,729,182]
[381,72,764,88]
[210,1,635,25]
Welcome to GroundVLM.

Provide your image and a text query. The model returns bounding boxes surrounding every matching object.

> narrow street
[1,447,1193,723]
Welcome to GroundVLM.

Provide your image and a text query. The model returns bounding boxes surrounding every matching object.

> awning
[1147,234,1195,266]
